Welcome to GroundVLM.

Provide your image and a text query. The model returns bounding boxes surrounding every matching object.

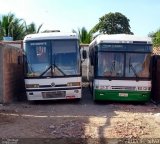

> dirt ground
[0,83,160,144]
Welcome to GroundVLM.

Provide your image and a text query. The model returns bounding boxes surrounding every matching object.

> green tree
[0,13,26,40]
[0,13,15,38]
[0,21,4,40]
[73,27,92,44]
[91,12,133,34]
[0,13,43,40]
[149,29,160,47]
[12,18,26,40]
[25,22,43,35]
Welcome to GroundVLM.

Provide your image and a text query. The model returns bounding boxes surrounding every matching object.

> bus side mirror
[82,50,87,59]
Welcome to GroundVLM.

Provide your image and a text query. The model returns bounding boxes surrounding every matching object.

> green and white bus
[88,34,152,102]
[23,32,82,101]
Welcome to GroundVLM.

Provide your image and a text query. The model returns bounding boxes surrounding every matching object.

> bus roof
[23,32,79,42]
[89,34,152,46]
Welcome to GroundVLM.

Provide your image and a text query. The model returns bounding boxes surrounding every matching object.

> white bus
[88,34,152,102]
[23,32,82,101]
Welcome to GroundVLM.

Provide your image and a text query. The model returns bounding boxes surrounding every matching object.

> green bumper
[94,89,150,102]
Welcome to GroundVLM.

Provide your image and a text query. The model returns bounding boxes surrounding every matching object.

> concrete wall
[80,45,89,81]
[0,42,25,104]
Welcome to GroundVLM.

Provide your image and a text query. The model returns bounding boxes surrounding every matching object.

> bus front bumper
[26,89,82,101]
[94,89,150,102]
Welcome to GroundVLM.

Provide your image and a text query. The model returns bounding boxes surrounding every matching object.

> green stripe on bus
[94,89,150,102]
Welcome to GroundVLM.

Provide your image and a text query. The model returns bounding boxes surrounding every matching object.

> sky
[0,0,160,36]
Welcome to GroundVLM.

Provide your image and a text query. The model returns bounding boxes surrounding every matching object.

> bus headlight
[74,89,79,93]
[25,84,39,88]
[142,87,148,91]
[67,82,81,86]
[138,87,143,90]
[138,87,150,91]
[95,85,109,90]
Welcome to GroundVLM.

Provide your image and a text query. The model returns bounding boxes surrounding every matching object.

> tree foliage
[25,22,43,35]
[73,27,92,44]
[78,27,92,44]
[0,13,43,40]
[0,21,3,40]
[149,29,160,47]
[1,13,15,37]
[91,12,133,34]
[12,18,26,40]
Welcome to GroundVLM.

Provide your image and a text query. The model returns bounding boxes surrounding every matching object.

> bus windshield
[52,41,80,76]
[97,52,124,77]
[25,40,80,77]
[97,52,151,78]
[126,53,150,78]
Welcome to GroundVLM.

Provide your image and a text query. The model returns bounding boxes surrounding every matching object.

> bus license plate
[42,91,65,98]
[119,93,128,97]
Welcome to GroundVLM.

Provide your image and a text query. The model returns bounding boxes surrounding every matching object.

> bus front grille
[42,91,66,98]
[111,86,136,90]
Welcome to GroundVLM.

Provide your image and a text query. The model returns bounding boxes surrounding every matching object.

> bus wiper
[39,65,51,77]
[129,57,139,78]
[39,64,66,77]
[53,64,66,76]
[52,56,66,76]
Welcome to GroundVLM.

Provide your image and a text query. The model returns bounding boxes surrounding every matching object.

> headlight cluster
[67,82,81,86]
[25,84,39,88]
[138,87,151,91]
[95,85,110,90]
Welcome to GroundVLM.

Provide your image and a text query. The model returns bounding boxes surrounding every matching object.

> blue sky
[0,0,160,36]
